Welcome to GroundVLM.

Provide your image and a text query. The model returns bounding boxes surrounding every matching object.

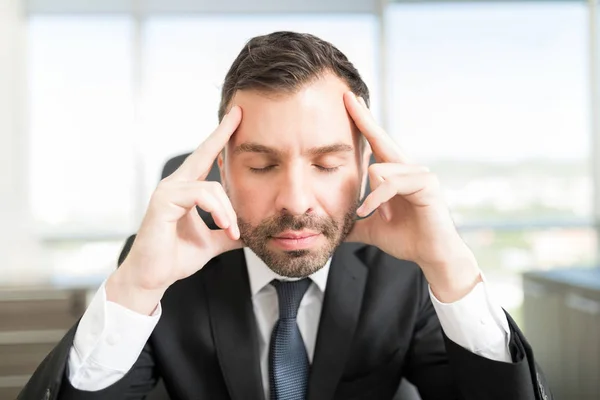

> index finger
[343,92,409,164]
[172,106,242,181]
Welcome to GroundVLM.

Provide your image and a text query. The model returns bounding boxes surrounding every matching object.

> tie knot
[271,279,311,319]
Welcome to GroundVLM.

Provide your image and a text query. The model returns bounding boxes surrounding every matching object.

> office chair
[118,153,422,400]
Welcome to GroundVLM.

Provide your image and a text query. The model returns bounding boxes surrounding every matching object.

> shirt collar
[243,247,331,297]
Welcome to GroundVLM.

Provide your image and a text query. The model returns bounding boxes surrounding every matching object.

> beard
[237,201,359,278]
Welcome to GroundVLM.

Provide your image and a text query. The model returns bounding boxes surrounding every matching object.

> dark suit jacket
[19,241,552,400]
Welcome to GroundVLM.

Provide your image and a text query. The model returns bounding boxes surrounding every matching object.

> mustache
[245,214,338,239]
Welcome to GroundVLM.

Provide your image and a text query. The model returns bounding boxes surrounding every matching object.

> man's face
[219,73,370,277]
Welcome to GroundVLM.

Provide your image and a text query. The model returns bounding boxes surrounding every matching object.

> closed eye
[249,166,276,173]
[314,165,340,173]
[249,165,340,174]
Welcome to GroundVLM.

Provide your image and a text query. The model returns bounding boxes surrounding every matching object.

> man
[20,31,551,400]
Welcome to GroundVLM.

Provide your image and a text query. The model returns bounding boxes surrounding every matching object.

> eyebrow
[232,142,354,157]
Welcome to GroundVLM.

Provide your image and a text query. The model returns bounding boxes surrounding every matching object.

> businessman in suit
[20,31,552,400]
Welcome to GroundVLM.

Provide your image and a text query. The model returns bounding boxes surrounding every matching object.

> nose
[274,164,315,216]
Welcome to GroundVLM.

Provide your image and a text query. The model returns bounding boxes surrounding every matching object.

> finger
[211,229,244,255]
[365,166,389,220]
[368,163,429,183]
[357,172,437,217]
[367,163,430,195]
[185,207,211,237]
[189,191,232,231]
[153,181,231,230]
[170,106,242,181]
[366,164,430,218]
[210,183,240,240]
[357,180,399,218]
[343,92,409,164]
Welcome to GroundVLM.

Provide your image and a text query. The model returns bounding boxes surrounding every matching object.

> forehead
[228,73,357,153]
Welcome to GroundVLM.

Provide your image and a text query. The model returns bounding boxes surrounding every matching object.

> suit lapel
[307,243,369,400]
[204,249,264,400]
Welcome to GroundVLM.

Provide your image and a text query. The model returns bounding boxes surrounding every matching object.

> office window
[28,17,135,279]
[388,2,590,224]
[28,16,136,236]
[461,227,596,310]
[387,2,596,311]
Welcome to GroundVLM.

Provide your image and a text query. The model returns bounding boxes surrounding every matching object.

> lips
[273,231,319,240]
[271,231,321,251]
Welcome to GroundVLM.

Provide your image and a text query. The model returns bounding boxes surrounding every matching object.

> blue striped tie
[269,279,311,400]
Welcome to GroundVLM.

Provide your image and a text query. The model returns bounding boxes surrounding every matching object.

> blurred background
[0,0,599,399]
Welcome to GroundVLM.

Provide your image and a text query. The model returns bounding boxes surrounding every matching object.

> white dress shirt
[68,247,512,395]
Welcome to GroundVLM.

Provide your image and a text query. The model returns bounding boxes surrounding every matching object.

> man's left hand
[343,92,481,303]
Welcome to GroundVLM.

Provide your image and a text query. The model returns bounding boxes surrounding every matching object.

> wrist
[106,266,166,316]
[422,252,482,303]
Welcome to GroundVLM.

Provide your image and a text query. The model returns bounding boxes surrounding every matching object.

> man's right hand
[106,106,243,315]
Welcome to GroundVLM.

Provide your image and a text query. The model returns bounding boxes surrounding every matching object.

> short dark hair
[218,31,371,122]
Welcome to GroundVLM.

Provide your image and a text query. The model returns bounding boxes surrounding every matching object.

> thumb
[211,230,244,255]
[344,218,371,244]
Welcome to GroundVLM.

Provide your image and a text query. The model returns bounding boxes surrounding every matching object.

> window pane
[46,240,125,286]
[140,15,378,199]
[462,227,597,311]
[387,2,591,225]
[28,16,136,235]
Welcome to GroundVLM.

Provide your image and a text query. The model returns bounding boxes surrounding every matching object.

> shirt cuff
[70,280,161,382]
[428,275,512,363]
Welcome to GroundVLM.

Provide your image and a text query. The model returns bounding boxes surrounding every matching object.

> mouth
[271,231,321,251]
